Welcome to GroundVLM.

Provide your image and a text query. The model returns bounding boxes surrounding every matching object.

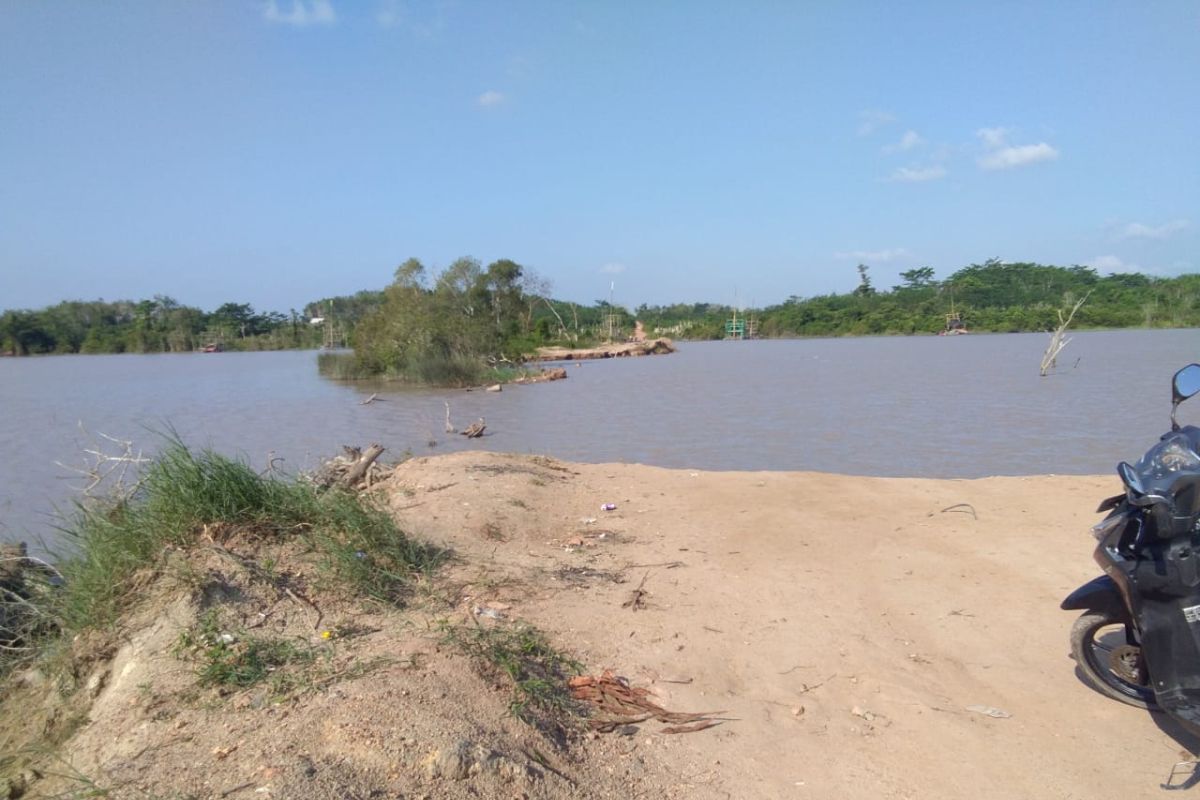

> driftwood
[569,670,723,734]
[460,419,486,438]
[532,338,675,362]
[310,444,390,491]
[513,368,568,384]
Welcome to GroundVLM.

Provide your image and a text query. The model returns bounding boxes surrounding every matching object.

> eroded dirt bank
[5,452,1192,799]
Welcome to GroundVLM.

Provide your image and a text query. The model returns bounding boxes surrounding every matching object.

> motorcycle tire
[1070,610,1156,709]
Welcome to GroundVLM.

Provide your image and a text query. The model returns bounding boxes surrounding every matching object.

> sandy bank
[5,451,1188,799]
[381,452,1189,799]
[532,338,675,361]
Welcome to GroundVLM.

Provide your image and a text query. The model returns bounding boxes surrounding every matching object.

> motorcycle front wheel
[1070,610,1155,709]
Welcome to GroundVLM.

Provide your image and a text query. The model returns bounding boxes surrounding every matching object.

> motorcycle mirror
[1118,461,1144,495]
[1171,364,1200,431]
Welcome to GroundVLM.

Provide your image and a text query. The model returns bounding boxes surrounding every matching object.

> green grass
[316,351,362,380]
[2,442,447,676]
[175,610,316,691]
[442,621,582,738]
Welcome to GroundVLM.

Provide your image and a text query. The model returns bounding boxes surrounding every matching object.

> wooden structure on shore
[322,319,346,349]
[725,308,758,340]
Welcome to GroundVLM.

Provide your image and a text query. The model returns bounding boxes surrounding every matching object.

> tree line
[636,261,1200,339]
[0,297,321,355]
[4,260,1197,365]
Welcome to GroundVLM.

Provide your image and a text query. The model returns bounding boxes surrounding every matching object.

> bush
[48,442,446,639]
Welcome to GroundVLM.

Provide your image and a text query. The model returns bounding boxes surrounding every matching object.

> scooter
[1062,363,1200,728]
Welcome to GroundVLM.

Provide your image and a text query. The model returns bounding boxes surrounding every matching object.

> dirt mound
[1,532,681,799]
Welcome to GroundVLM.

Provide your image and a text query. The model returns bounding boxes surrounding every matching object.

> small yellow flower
[320,630,334,640]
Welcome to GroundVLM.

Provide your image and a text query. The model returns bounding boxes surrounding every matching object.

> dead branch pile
[309,444,391,491]
[569,670,723,734]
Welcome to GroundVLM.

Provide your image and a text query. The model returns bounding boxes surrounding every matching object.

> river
[2,329,1198,552]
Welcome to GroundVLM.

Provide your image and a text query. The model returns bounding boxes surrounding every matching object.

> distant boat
[201,343,223,353]
[939,313,970,336]
[940,294,969,335]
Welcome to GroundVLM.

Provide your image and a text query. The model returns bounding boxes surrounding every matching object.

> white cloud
[376,0,404,28]
[857,110,895,137]
[263,0,336,26]
[600,262,626,275]
[975,128,1059,170]
[1117,220,1190,240]
[888,165,946,182]
[477,90,505,108]
[979,143,1059,170]
[834,248,910,263]
[883,130,923,154]
[976,127,1009,149]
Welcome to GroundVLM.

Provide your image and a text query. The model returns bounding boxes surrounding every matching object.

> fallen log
[339,444,385,488]
[310,444,390,491]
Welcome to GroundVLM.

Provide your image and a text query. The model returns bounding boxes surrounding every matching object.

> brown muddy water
[2,329,1198,553]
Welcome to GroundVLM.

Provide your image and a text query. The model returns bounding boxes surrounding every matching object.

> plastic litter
[965,704,1011,718]
[473,606,505,620]
[600,503,617,511]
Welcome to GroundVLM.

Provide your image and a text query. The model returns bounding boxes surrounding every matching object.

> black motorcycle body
[1063,364,1200,728]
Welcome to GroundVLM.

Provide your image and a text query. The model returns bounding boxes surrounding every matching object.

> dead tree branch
[1040,291,1091,377]
[55,423,150,501]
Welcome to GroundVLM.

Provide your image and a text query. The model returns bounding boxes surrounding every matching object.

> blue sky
[2,1,1197,313]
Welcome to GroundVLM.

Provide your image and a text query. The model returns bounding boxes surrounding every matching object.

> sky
[1,1,1197,314]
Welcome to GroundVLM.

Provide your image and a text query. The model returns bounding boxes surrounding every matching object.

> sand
[9,450,1194,799]
[383,452,1194,799]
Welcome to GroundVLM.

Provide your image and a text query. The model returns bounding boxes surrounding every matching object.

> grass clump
[316,351,362,380]
[443,621,582,738]
[175,610,316,692]
[24,442,446,658]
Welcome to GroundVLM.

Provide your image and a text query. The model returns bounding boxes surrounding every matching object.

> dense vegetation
[635,261,1200,339]
[332,257,581,384]
[4,260,1196,367]
[0,297,321,355]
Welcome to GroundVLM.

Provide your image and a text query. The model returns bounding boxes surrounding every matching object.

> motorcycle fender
[1061,575,1128,618]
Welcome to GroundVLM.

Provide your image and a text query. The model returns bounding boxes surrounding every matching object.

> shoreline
[531,337,676,360]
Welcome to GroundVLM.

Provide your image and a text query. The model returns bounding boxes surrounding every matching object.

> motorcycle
[1063,363,1200,728]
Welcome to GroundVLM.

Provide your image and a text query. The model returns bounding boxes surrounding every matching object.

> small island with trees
[2,258,1197,387]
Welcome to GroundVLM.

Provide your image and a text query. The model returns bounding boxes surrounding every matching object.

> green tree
[897,266,937,290]
[853,264,876,297]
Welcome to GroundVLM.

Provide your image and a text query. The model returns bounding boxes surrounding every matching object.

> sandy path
[386,452,1197,799]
